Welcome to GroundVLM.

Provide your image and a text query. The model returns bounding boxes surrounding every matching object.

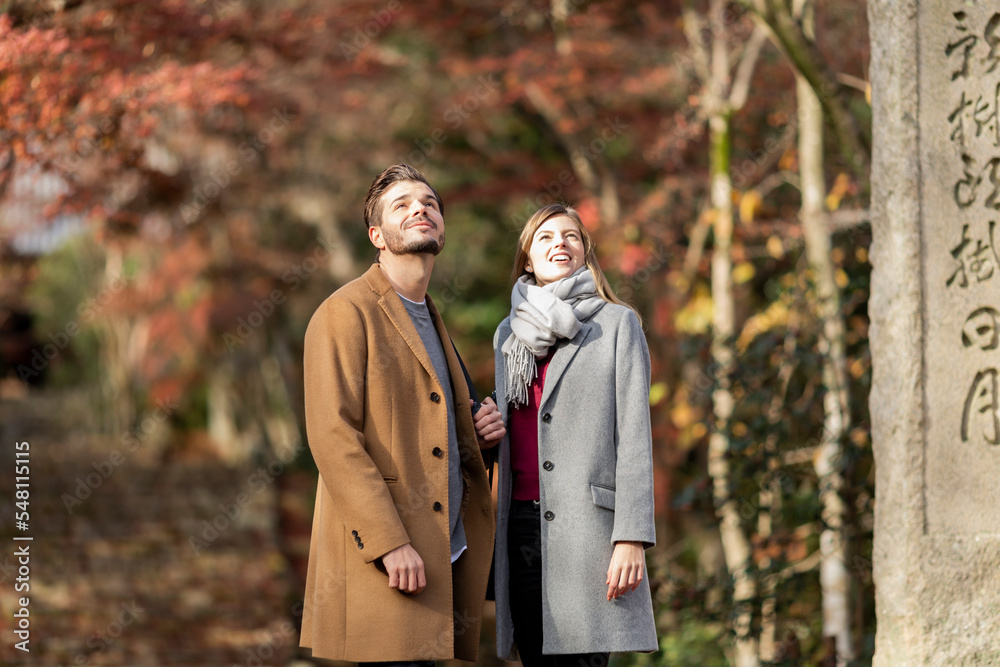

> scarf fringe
[504,340,537,408]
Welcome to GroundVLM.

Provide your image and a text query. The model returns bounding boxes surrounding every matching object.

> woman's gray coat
[492,301,658,659]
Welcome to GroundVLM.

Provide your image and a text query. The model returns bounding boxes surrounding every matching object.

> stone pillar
[870,1,1000,664]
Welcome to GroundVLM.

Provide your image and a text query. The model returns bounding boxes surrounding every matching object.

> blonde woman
[492,204,657,666]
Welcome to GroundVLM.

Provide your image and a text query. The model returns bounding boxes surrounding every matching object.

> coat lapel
[538,319,596,410]
[364,264,438,382]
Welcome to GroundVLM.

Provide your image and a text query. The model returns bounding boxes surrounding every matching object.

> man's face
[370,181,445,257]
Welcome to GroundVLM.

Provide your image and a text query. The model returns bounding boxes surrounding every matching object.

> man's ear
[368,225,385,250]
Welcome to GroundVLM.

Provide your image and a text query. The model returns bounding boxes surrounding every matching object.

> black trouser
[507,500,610,667]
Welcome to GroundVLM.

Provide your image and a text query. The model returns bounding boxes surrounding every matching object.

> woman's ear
[525,264,533,272]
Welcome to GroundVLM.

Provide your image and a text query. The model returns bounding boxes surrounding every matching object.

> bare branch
[729,23,770,111]
[681,4,713,85]
[524,82,601,193]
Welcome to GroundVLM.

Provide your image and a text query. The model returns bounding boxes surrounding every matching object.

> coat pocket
[590,483,616,511]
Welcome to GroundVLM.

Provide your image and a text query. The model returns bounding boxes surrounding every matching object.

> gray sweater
[399,295,467,560]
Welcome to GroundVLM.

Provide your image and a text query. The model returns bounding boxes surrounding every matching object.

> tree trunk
[797,31,855,663]
[207,361,245,464]
[96,245,134,436]
[707,107,760,667]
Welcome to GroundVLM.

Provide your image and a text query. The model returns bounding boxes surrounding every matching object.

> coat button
[430,392,441,403]
[351,530,358,536]
[354,535,361,543]
[542,413,551,423]
[544,511,555,521]
[433,501,443,512]
[357,542,364,549]
[432,447,443,457]
[543,460,554,471]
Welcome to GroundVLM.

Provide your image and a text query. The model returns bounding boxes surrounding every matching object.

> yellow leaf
[733,261,756,284]
[766,235,784,259]
[739,190,761,224]
[732,422,748,437]
[649,381,669,406]
[835,269,849,288]
[825,173,852,212]
[691,422,708,440]
[671,401,695,428]
[675,284,713,335]
[736,300,789,352]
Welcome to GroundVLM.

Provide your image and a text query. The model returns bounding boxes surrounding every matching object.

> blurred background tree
[0,0,872,665]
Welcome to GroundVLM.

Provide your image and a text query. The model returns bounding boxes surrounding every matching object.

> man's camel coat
[299,264,495,662]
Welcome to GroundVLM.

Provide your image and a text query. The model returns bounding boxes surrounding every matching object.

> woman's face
[525,216,586,287]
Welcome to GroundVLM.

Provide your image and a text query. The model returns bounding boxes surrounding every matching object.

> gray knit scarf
[501,267,604,407]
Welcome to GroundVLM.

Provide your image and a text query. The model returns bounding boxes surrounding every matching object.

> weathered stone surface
[870,0,1000,664]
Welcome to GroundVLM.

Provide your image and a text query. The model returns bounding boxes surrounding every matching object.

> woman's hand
[606,541,644,601]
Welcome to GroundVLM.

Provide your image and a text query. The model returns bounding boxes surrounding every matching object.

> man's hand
[606,541,644,601]
[382,543,426,594]
[472,397,505,449]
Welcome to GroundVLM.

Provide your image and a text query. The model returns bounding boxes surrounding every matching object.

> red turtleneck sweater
[509,349,556,501]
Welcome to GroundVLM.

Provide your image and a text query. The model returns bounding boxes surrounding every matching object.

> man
[299,164,505,664]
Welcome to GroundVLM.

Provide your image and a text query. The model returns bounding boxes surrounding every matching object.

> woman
[492,204,657,666]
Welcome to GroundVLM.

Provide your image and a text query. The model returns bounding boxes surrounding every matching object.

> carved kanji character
[962,306,1000,350]
[950,91,973,144]
[962,368,999,445]
[972,83,1000,147]
[984,13,1000,74]
[948,224,974,287]
[947,12,979,80]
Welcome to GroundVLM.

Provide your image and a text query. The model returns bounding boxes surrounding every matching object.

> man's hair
[363,164,444,230]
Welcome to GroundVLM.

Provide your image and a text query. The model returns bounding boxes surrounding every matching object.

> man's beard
[380,222,445,256]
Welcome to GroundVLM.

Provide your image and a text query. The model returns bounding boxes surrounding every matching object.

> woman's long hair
[510,204,641,320]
